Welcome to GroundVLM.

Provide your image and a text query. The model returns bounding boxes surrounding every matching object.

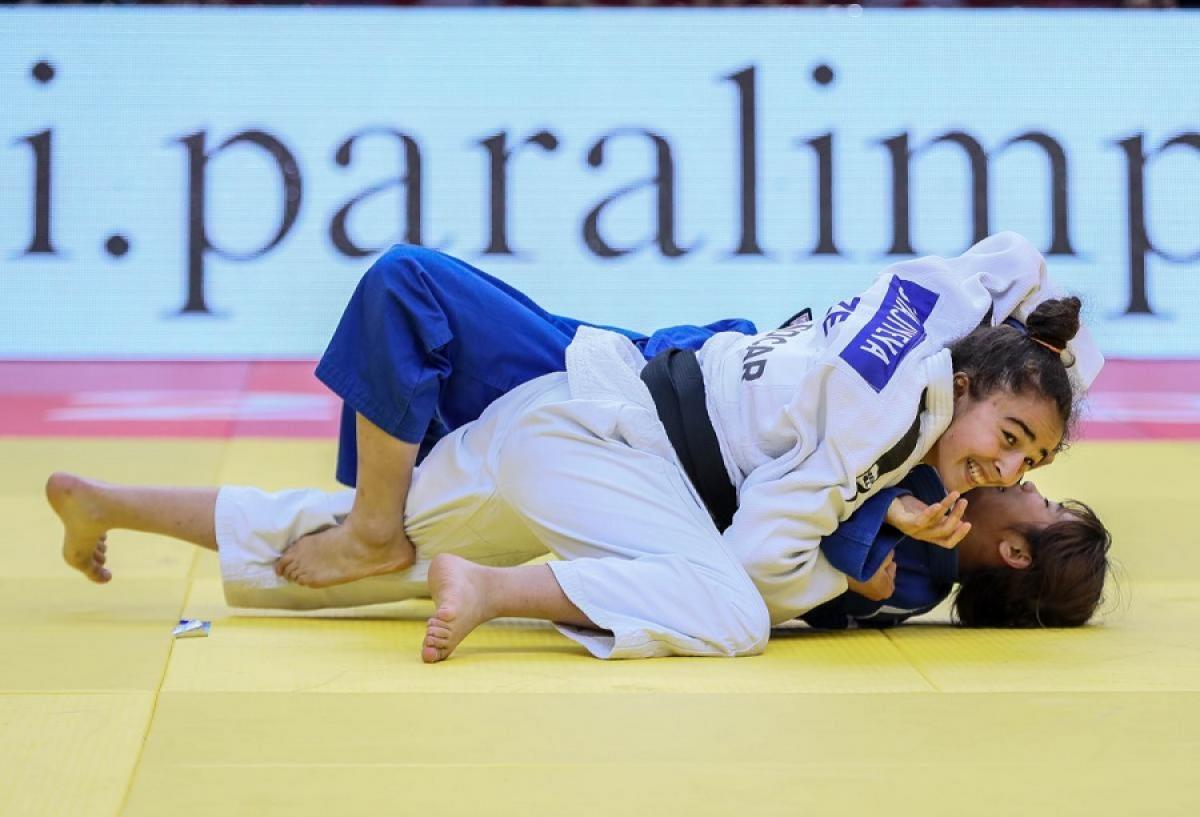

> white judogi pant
[216,374,770,660]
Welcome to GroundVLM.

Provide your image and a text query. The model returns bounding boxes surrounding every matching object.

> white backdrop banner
[1,8,1198,358]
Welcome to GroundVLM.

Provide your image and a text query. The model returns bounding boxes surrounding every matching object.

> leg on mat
[46,472,218,584]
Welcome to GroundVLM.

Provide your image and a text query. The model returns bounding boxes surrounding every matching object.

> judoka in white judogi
[217,232,1102,659]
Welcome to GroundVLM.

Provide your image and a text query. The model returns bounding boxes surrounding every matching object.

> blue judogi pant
[315,245,757,486]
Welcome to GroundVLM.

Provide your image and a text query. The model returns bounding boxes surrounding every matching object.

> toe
[424,623,453,647]
[294,569,324,588]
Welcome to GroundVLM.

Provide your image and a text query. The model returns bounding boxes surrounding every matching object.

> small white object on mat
[172,619,211,639]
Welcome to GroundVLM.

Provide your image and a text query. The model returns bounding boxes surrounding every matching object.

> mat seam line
[112,452,216,817]
[885,630,942,692]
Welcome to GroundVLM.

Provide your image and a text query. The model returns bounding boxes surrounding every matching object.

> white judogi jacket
[566,232,1103,625]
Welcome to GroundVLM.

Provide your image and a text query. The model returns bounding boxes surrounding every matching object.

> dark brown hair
[952,500,1112,628]
[949,296,1083,446]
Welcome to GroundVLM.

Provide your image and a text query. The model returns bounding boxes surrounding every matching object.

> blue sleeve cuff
[820,487,909,581]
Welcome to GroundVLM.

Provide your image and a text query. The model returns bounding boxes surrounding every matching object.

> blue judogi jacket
[801,465,959,629]
[316,245,754,486]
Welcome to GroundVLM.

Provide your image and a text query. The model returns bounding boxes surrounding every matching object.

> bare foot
[45,472,113,584]
[422,554,497,664]
[274,519,415,588]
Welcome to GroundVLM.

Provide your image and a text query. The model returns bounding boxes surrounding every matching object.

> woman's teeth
[967,459,983,485]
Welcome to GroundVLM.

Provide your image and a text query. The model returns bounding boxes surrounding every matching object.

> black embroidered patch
[777,307,814,330]
[852,390,927,498]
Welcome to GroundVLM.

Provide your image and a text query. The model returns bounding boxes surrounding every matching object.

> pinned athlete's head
[923,297,1083,494]
[952,481,1112,627]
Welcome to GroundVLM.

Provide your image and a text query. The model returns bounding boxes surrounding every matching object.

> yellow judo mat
[3,437,1199,817]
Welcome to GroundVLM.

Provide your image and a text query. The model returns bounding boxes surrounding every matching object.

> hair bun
[1026,296,1082,350]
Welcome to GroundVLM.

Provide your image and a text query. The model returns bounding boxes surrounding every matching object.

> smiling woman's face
[960,481,1073,550]
[923,380,1064,495]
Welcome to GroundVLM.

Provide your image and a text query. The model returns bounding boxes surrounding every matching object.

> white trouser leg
[214,377,564,610]
[216,372,770,660]
[492,400,771,660]
[216,486,431,609]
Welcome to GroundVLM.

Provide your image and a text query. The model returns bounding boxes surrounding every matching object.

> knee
[360,245,430,295]
[725,592,772,656]
[354,246,455,352]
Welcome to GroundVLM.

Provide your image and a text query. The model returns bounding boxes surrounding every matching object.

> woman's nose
[998,453,1026,484]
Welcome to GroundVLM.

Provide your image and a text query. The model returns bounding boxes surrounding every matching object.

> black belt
[640,348,738,532]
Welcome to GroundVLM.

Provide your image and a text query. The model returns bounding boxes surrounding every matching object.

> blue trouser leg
[316,245,755,486]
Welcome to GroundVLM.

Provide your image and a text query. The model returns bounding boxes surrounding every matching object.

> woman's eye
[1004,432,1016,446]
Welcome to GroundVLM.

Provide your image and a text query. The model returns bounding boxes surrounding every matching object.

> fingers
[846,550,899,602]
[862,552,897,601]
[888,494,930,529]
[917,492,960,525]
[920,498,968,548]
[928,497,967,536]
[900,492,970,548]
[891,492,956,530]
[930,520,972,550]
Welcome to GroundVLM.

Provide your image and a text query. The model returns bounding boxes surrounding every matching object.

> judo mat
[2,361,1199,817]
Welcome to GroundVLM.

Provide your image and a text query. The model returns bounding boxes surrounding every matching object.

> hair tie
[1004,317,1076,367]
[1031,336,1077,368]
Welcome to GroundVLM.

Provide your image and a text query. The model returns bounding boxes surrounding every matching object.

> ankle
[346,513,408,550]
[472,567,504,622]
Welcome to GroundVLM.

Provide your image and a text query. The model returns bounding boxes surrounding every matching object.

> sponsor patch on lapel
[853,390,927,498]
[839,277,939,392]
[856,464,880,493]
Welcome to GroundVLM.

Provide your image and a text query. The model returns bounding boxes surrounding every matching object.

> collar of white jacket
[966,230,1104,393]
[1013,260,1104,394]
